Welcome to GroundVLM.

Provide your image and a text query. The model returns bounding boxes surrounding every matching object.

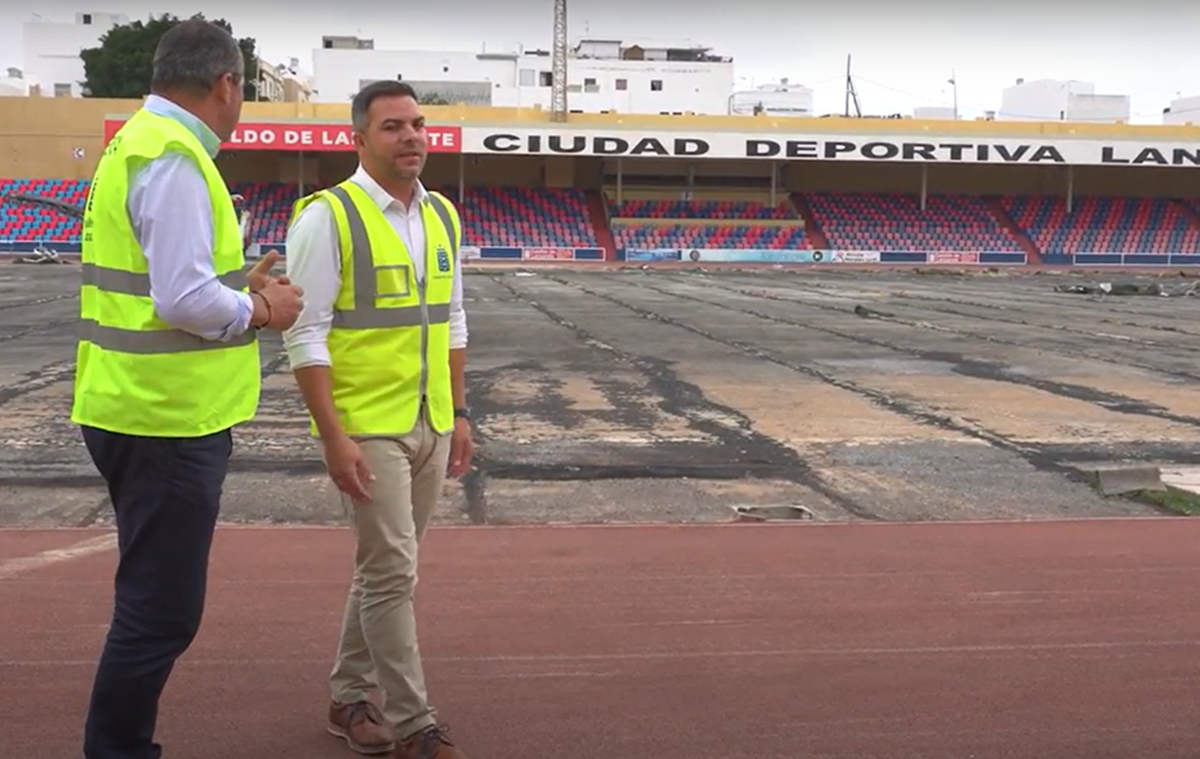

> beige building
[255,57,313,103]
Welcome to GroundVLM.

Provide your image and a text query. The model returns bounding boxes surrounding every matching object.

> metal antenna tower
[551,0,568,122]
[843,54,861,117]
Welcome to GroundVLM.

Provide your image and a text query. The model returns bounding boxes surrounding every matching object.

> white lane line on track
[0,533,117,580]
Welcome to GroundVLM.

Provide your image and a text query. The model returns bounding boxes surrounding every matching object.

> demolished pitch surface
[4,263,1199,527]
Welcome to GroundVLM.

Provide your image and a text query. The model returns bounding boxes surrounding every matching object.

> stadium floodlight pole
[844,54,849,117]
[948,69,958,120]
[843,54,861,118]
[551,0,568,122]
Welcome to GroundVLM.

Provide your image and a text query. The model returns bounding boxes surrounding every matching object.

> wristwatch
[454,406,472,421]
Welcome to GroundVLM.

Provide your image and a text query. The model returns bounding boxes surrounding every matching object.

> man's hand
[247,250,285,291]
[322,433,375,503]
[251,279,304,331]
[448,416,474,478]
[246,250,305,330]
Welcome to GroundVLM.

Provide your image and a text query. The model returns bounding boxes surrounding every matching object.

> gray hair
[351,80,419,132]
[150,17,244,96]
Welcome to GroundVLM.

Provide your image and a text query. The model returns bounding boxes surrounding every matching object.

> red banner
[102,119,461,153]
[522,247,576,260]
[926,251,980,264]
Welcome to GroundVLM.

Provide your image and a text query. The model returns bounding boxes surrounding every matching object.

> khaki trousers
[328,403,451,739]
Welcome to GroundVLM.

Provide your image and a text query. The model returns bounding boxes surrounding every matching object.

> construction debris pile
[1053,281,1200,297]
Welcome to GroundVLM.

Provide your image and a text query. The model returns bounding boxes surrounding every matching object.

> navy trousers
[80,425,232,759]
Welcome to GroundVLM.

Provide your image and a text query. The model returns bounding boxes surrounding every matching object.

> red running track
[3,518,1200,759]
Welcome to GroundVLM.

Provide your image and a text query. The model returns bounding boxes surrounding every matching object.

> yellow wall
[0,97,119,180]
[1,96,1195,199]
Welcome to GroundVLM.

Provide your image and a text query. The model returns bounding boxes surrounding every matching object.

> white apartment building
[0,68,27,97]
[729,78,815,117]
[19,11,310,102]
[1162,94,1200,126]
[997,78,1131,123]
[312,36,745,115]
[255,57,314,103]
[22,11,129,98]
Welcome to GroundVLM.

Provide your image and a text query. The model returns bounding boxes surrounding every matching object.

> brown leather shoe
[328,700,396,755]
[393,725,467,759]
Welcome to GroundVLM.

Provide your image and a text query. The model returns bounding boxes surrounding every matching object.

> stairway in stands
[1172,199,1200,233]
[788,193,830,249]
[587,190,616,260]
[984,196,1043,264]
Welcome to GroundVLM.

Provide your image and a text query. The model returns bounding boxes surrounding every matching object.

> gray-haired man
[78,17,302,759]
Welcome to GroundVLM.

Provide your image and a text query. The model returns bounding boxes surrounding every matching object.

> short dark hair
[150,17,244,96]
[351,80,419,131]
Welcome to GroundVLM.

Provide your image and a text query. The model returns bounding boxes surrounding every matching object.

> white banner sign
[831,250,882,263]
[459,127,1200,168]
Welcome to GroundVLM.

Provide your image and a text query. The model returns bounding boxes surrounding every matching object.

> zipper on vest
[418,273,429,404]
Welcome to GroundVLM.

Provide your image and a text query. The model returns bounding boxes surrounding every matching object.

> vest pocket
[373,264,412,300]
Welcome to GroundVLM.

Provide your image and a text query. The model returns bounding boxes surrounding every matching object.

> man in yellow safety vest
[283,80,474,759]
[71,18,304,759]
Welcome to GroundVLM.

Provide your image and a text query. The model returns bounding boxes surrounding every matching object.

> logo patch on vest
[435,245,451,273]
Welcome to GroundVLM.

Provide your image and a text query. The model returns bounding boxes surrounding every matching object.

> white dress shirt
[283,165,468,371]
[128,95,253,341]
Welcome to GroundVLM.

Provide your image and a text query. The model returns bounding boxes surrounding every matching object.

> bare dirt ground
[4,261,1199,528]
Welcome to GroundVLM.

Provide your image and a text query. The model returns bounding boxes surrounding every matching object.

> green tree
[81,13,259,101]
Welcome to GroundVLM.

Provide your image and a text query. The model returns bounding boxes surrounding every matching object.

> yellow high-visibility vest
[290,180,459,438]
[70,108,261,437]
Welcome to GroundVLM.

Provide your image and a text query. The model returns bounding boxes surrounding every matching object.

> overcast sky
[3,0,1198,124]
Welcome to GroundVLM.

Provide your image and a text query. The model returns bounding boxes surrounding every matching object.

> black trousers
[80,425,233,759]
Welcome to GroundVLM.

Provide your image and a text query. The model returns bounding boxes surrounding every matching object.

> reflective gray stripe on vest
[78,264,254,353]
[79,318,257,354]
[324,185,456,330]
[81,262,247,297]
[425,192,459,259]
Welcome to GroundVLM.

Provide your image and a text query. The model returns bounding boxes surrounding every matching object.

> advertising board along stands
[620,249,1027,265]
[471,246,606,262]
[235,243,605,263]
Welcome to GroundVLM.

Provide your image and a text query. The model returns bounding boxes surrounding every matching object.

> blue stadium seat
[803,192,1023,253]
[1001,196,1200,255]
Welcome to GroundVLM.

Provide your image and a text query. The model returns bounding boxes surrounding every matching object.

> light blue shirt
[127,94,253,341]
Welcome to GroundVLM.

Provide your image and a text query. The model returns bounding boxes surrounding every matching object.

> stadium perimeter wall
[5,98,1200,267]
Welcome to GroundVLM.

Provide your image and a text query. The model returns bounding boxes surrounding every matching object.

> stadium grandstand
[3,98,1200,268]
[8,179,1200,267]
